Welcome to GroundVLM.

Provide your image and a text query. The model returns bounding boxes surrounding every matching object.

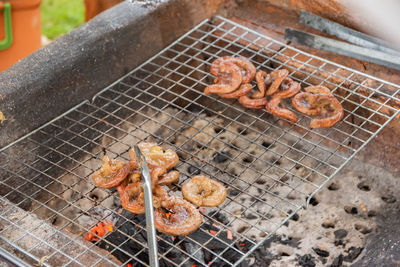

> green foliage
[41,0,84,40]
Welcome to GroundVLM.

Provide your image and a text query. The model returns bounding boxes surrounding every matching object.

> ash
[2,105,398,266]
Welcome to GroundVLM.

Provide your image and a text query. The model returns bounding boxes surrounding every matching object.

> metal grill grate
[0,16,399,266]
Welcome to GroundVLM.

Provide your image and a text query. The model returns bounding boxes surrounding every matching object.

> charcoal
[245,213,258,220]
[183,241,205,265]
[329,254,343,267]
[381,195,396,203]
[210,211,229,225]
[290,213,299,221]
[213,151,231,163]
[261,141,272,148]
[312,247,329,257]
[334,229,348,239]
[343,246,363,262]
[97,210,182,267]
[298,254,316,267]
[228,189,240,196]
[187,165,201,175]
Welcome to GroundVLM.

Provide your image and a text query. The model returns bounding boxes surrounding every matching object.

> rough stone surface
[0,198,121,266]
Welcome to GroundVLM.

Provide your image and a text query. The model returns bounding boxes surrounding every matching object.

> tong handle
[134,146,159,267]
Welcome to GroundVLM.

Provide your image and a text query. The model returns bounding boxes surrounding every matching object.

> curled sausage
[150,167,167,190]
[292,85,333,116]
[158,170,180,186]
[92,156,130,189]
[304,85,332,95]
[218,83,252,99]
[119,182,145,214]
[266,69,289,95]
[129,142,179,170]
[309,94,344,128]
[265,97,298,123]
[252,70,270,99]
[204,61,243,95]
[210,56,256,83]
[120,182,169,214]
[238,95,268,109]
[271,78,301,99]
[154,196,202,236]
[182,175,227,207]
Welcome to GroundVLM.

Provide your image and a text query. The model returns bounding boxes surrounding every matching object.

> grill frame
[0,16,399,266]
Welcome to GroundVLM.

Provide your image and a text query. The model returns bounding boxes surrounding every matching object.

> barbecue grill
[0,1,399,266]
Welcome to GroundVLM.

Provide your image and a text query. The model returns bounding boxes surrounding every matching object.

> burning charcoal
[188,226,243,266]
[298,254,316,267]
[187,165,201,175]
[213,151,231,163]
[97,210,184,267]
[334,229,348,239]
[312,247,329,257]
[183,241,205,265]
[343,246,363,262]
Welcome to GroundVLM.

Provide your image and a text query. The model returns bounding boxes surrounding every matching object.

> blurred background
[41,0,84,42]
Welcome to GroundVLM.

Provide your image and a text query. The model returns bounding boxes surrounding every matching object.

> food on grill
[158,170,180,186]
[120,182,169,214]
[210,56,256,83]
[205,56,344,128]
[154,196,202,236]
[182,175,227,207]
[129,142,179,170]
[265,77,300,122]
[271,77,301,99]
[252,70,269,98]
[92,156,130,188]
[119,182,146,214]
[265,69,289,96]
[266,97,298,123]
[204,61,243,94]
[238,95,268,109]
[150,167,167,190]
[292,86,344,128]
[219,83,253,98]
[309,95,344,128]
[292,86,332,116]
[93,142,213,236]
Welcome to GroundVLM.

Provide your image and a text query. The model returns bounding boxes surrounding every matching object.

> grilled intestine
[206,56,343,128]
[92,142,226,236]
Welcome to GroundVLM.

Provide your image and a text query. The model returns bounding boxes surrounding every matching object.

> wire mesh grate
[0,16,399,266]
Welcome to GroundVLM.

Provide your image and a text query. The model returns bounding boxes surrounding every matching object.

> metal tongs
[284,11,400,70]
[133,145,159,267]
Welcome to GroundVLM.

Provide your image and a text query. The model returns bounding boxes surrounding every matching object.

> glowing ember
[226,229,233,240]
[85,220,114,242]
[209,230,217,236]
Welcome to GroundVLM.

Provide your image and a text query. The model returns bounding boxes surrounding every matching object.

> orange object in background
[84,0,122,21]
[0,0,42,72]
